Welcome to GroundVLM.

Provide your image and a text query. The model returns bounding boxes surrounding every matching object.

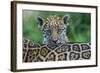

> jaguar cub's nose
[52,40,58,43]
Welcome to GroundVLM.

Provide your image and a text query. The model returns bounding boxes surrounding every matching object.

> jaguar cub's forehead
[43,15,66,29]
[46,15,61,21]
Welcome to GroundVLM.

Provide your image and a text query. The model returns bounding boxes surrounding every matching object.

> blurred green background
[23,10,91,43]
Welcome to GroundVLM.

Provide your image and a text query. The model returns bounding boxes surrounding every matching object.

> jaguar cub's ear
[36,16,44,26]
[63,15,69,24]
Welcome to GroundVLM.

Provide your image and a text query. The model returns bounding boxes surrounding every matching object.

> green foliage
[23,10,91,43]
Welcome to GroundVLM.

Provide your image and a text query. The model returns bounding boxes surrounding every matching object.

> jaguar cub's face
[36,15,69,45]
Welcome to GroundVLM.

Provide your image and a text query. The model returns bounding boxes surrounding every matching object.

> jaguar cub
[36,15,69,45]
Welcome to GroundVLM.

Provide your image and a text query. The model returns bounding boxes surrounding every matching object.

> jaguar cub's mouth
[47,39,63,45]
[50,40,58,44]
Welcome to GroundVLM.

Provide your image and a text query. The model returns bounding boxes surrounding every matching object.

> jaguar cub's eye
[58,29,64,34]
[45,29,51,35]
[46,30,50,32]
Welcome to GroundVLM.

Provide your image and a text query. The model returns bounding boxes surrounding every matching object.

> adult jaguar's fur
[37,15,69,45]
